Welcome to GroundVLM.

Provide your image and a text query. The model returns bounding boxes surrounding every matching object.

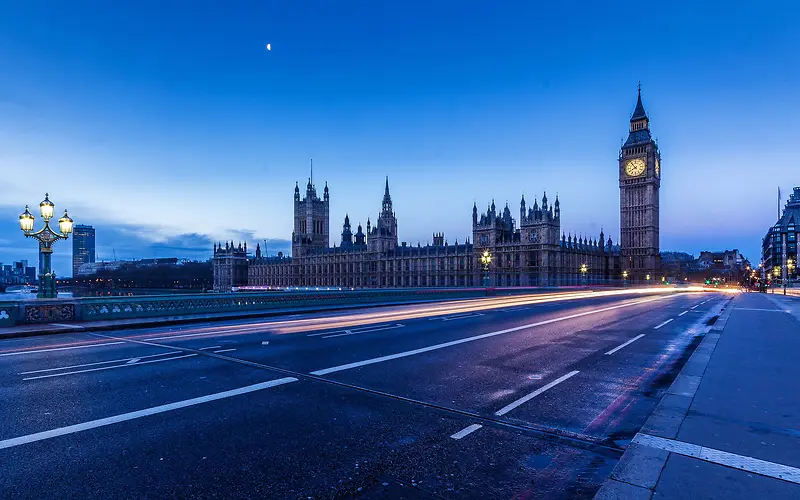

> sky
[1,1,798,275]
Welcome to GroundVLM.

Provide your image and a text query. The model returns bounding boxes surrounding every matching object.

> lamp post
[580,263,588,286]
[787,259,795,293]
[646,274,651,286]
[622,270,629,288]
[480,250,492,290]
[19,194,73,298]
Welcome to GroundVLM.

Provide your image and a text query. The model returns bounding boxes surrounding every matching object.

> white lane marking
[0,377,298,450]
[213,348,236,353]
[429,312,485,321]
[19,351,181,375]
[307,322,401,337]
[634,433,800,485]
[654,318,674,330]
[126,358,141,365]
[261,341,270,345]
[605,334,646,355]
[450,424,483,440]
[311,296,672,376]
[321,324,405,339]
[690,305,699,309]
[735,307,785,313]
[494,371,580,416]
[442,313,485,322]
[23,354,198,380]
[49,323,84,330]
[0,342,126,357]
[199,345,222,350]
[678,311,688,316]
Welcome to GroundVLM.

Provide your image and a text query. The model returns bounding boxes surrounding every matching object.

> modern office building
[762,187,800,281]
[72,224,96,278]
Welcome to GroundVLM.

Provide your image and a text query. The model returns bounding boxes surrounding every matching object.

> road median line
[0,377,298,450]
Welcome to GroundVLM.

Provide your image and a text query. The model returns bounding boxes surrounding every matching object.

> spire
[381,177,393,215]
[631,82,647,121]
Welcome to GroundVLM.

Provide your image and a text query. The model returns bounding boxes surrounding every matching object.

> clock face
[625,158,646,177]
[655,158,660,177]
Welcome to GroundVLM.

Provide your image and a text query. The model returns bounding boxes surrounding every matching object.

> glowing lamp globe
[19,206,35,232]
[40,193,55,220]
[58,209,74,235]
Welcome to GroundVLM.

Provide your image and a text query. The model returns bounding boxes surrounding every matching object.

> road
[0,289,726,499]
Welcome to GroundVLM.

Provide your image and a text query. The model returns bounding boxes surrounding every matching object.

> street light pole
[622,270,629,288]
[19,194,73,299]
[480,250,492,291]
[580,263,588,286]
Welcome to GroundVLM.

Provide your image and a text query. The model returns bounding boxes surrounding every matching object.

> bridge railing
[0,288,495,327]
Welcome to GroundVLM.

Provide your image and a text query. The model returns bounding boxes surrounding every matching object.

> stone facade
[215,179,621,290]
[212,242,248,291]
[212,90,669,291]
[619,85,661,281]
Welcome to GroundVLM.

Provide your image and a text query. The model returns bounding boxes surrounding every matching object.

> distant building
[0,260,37,285]
[697,249,744,269]
[72,224,96,278]
[762,187,800,281]
[74,258,212,290]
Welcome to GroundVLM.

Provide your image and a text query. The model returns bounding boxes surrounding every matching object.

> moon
[266,43,271,51]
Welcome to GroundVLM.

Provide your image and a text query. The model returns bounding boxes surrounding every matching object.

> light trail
[0,287,717,355]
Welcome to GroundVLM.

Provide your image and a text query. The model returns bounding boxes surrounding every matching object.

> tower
[341,213,353,247]
[292,162,330,258]
[368,177,398,253]
[619,84,661,281]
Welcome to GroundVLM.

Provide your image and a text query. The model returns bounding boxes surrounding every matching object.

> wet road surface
[0,289,728,499]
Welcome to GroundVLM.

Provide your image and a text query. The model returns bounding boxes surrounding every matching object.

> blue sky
[1,1,798,275]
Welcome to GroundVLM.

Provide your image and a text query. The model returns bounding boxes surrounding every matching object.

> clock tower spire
[619,84,661,283]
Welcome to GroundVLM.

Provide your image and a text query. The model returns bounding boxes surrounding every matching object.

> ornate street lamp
[480,250,492,289]
[622,270,629,287]
[580,263,588,286]
[19,193,73,298]
[786,259,795,293]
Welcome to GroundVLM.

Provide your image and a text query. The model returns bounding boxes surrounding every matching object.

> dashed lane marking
[450,424,483,440]
[311,296,673,376]
[22,354,197,381]
[495,371,580,416]
[19,350,181,375]
[678,311,688,316]
[0,377,298,450]
[321,324,405,339]
[654,318,674,330]
[0,342,126,357]
[605,334,646,355]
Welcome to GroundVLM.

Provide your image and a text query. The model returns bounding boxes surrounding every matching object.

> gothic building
[213,88,660,291]
[619,85,661,281]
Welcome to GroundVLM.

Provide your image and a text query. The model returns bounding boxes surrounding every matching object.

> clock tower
[619,84,661,282]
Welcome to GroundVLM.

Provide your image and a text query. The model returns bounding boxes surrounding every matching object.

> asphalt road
[0,289,727,499]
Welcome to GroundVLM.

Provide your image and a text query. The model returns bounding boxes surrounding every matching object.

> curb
[593,294,736,499]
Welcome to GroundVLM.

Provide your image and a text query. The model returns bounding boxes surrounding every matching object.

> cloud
[0,205,289,276]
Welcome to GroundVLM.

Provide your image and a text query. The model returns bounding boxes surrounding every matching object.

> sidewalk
[596,292,800,499]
